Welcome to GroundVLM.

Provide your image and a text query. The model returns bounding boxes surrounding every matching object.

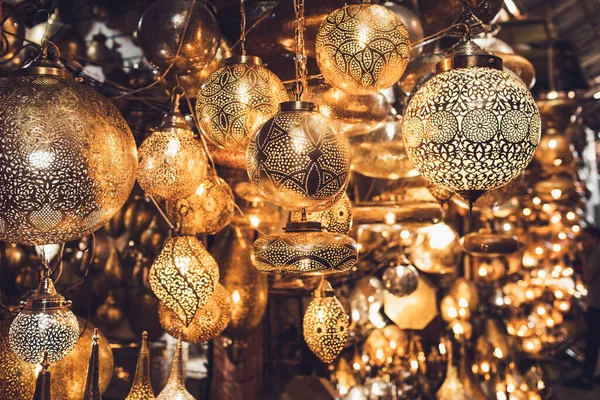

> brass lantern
[9,268,79,365]
[252,220,358,276]
[304,80,390,137]
[0,318,114,400]
[166,171,235,235]
[137,0,220,74]
[315,4,411,95]
[137,96,207,201]
[149,235,218,327]
[246,101,351,210]
[303,280,349,363]
[159,283,231,343]
[197,55,289,152]
[0,44,137,245]
[290,193,353,234]
[212,226,268,340]
[402,39,540,206]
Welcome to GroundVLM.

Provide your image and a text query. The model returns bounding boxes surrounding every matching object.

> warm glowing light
[385,212,396,225]
[551,189,562,200]
[523,208,532,216]
[532,197,541,205]
[400,229,410,239]
[566,211,576,220]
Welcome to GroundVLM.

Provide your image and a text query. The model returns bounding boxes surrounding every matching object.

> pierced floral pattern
[166,174,234,235]
[252,231,358,276]
[196,62,288,152]
[501,110,529,143]
[303,295,349,363]
[0,75,137,245]
[462,109,497,142]
[9,309,79,364]
[315,4,411,95]
[426,111,458,143]
[403,67,540,193]
[246,107,351,210]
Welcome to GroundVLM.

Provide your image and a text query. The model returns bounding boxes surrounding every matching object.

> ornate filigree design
[403,67,540,193]
[158,283,231,343]
[252,231,358,275]
[197,61,288,152]
[315,4,411,95]
[303,294,349,363]
[9,309,79,364]
[125,332,154,400]
[149,236,218,327]
[0,74,137,245]
[166,173,234,235]
[246,106,351,210]
[138,128,207,201]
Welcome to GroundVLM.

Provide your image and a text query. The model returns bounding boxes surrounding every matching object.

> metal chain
[240,0,247,55]
[293,0,306,101]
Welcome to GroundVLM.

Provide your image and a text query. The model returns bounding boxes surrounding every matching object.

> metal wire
[240,0,247,55]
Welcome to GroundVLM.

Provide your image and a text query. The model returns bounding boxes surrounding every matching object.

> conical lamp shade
[157,337,193,400]
[125,332,155,400]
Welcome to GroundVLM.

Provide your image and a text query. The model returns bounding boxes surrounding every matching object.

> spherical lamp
[197,56,289,152]
[149,235,218,327]
[304,80,390,137]
[402,40,540,206]
[246,101,351,210]
[166,171,234,235]
[137,0,220,74]
[410,222,462,274]
[348,114,417,179]
[9,268,79,364]
[0,317,113,400]
[137,99,207,201]
[382,255,419,297]
[315,4,411,95]
[303,280,349,363]
[0,46,137,245]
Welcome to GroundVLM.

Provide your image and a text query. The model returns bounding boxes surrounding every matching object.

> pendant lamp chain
[293,0,307,101]
[239,0,247,55]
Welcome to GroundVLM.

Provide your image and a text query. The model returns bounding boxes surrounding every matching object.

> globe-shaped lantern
[402,40,540,206]
[0,45,137,245]
[10,268,79,364]
[246,101,351,210]
[315,4,411,95]
[196,56,289,152]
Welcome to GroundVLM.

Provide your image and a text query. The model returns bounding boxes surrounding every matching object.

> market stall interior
[0,0,599,399]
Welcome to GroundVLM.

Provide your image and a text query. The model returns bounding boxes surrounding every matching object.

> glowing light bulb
[551,189,562,200]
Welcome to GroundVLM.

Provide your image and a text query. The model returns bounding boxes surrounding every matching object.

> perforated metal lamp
[9,268,79,365]
[303,280,349,364]
[252,218,358,276]
[196,55,289,152]
[0,42,137,245]
[246,101,352,211]
[402,39,540,207]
